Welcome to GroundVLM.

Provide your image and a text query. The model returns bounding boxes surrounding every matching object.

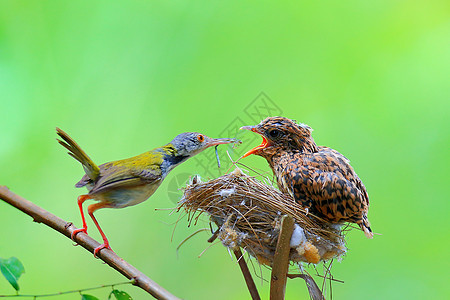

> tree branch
[0,186,180,300]
[233,249,261,300]
[270,215,294,300]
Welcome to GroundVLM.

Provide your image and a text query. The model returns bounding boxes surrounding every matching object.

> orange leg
[87,202,113,257]
[71,195,91,240]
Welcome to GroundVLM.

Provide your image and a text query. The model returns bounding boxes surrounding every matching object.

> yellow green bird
[57,128,238,257]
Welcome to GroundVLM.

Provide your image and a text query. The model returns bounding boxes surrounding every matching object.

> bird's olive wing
[88,163,162,195]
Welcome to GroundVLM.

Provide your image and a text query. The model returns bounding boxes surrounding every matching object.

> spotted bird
[241,117,373,238]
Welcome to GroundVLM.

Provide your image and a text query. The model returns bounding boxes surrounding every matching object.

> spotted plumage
[241,117,373,238]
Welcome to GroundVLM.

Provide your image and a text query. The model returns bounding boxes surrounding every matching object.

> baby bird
[57,128,238,256]
[241,117,373,238]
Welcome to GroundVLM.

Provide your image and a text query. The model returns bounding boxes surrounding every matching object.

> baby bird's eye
[197,134,205,142]
[268,129,281,139]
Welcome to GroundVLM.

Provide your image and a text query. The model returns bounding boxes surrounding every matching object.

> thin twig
[314,273,344,284]
[176,228,209,255]
[270,215,294,300]
[0,281,131,298]
[0,186,180,300]
[233,249,261,300]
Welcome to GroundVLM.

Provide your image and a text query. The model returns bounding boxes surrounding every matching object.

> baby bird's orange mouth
[240,126,270,158]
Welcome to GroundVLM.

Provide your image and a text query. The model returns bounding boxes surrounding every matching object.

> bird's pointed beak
[240,125,269,158]
[205,137,240,148]
[239,125,256,132]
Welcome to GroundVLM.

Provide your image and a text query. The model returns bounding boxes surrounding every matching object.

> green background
[0,1,449,299]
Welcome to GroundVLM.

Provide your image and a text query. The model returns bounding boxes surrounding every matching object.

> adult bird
[57,128,238,256]
[240,117,373,238]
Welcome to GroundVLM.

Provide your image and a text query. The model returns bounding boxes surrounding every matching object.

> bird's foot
[71,227,88,241]
[93,243,113,258]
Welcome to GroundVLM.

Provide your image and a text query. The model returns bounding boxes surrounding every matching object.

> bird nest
[178,168,347,265]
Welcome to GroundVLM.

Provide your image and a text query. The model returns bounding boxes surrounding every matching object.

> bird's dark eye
[197,134,205,142]
[268,129,281,139]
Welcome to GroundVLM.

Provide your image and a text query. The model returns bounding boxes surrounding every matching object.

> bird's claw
[71,227,88,241]
[93,243,113,258]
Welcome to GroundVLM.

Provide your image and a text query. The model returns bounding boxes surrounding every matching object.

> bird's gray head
[169,132,238,158]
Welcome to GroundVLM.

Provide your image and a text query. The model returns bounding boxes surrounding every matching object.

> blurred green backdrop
[0,1,449,299]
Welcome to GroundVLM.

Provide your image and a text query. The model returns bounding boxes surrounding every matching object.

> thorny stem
[0,186,180,300]
[0,281,132,298]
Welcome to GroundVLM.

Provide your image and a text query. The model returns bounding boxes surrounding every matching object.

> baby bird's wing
[88,162,162,195]
[317,147,369,206]
[287,148,368,221]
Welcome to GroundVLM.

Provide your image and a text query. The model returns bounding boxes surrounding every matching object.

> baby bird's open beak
[240,125,269,158]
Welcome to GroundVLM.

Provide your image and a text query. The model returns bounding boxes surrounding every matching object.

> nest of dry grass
[179,168,347,265]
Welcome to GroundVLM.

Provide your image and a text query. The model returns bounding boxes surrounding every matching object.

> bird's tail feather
[359,214,373,239]
[56,127,100,181]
